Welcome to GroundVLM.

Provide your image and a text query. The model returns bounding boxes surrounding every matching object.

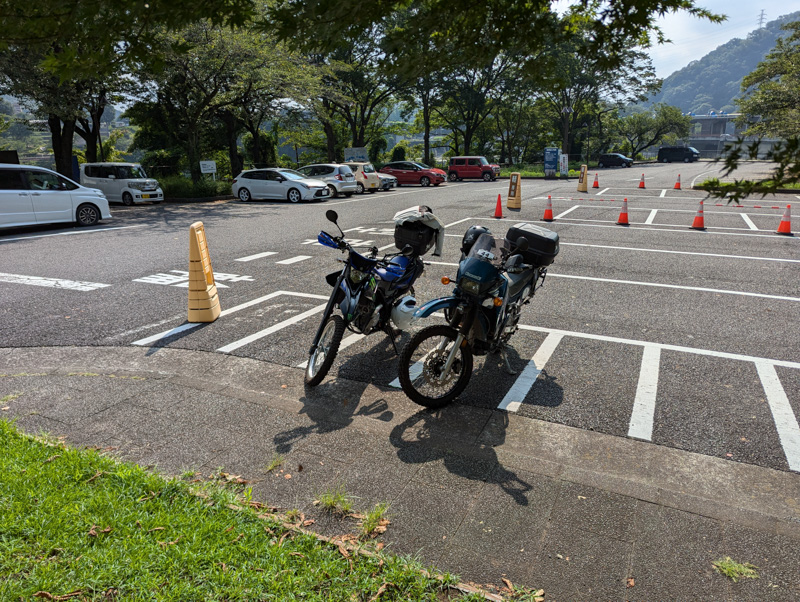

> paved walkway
[2,346,799,600]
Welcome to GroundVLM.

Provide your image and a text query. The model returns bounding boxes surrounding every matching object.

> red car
[379,162,446,187]
[447,156,500,181]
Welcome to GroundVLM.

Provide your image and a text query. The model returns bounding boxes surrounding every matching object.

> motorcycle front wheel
[398,325,473,408]
[305,315,345,386]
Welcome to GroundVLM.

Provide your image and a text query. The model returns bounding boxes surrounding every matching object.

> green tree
[615,104,691,158]
[705,20,800,200]
[0,0,256,78]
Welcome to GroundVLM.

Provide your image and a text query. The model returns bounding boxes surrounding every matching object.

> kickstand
[500,346,517,375]
[386,327,400,355]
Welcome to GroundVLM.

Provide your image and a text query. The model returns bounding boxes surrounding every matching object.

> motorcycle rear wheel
[398,325,473,408]
[305,315,345,386]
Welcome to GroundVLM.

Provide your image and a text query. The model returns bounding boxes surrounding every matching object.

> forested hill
[647,11,800,113]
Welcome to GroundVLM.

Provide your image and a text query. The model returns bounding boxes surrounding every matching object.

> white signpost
[200,160,217,180]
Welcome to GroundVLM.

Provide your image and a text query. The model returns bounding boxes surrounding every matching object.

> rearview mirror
[516,237,529,252]
[326,210,339,224]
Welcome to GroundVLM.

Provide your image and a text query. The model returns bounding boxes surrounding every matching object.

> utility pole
[757,9,766,28]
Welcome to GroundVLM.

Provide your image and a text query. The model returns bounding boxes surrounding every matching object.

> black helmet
[461,225,492,255]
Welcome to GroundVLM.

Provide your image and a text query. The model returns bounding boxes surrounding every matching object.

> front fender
[412,296,459,322]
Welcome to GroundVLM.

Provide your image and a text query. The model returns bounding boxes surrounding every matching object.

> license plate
[142,194,151,199]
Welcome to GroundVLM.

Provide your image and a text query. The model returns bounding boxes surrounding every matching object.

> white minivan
[0,164,112,229]
[80,162,163,205]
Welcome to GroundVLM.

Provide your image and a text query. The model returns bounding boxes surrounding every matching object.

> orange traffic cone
[674,174,681,190]
[777,204,793,235]
[592,173,599,189]
[542,195,554,222]
[690,200,706,230]
[638,174,646,189]
[617,198,629,226]
[493,193,504,218]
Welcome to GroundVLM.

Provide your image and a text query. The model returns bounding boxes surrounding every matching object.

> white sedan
[232,168,331,203]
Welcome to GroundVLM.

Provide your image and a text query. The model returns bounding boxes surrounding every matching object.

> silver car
[377,173,397,191]
[296,164,357,198]
[232,168,331,203]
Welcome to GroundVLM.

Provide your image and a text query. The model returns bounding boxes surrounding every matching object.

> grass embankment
[498,167,583,178]
[0,420,473,601]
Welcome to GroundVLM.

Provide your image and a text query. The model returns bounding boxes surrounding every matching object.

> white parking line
[627,345,662,440]
[498,332,563,412]
[740,214,759,230]
[0,272,110,292]
[561,242,800,264]
[660,189,667,198]
[755,362,800,471]
[217,304,326,353]
[644,209,658,225]
[276,255,312,265]
[0,225,146,243]
[551,273,800,303]
[596,187,609,196]
[517,324,800,369]
[554,205,579,219]
[132,290,328,346]
[424,262,800,302]
[235,251,277,262]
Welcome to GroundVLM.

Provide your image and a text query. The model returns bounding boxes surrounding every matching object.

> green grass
[712,557,759,582]
[264,453,283,473]
[316,483,353,515]
[499,166,583,178]
[0,419,460,600]
[359,502,390,540]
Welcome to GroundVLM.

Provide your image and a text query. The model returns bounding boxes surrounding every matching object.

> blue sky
[647,0,794,78]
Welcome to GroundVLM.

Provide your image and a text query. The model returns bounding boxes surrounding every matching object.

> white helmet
[391,296,417,331]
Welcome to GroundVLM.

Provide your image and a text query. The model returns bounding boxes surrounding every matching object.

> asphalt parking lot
[2,160,799,476]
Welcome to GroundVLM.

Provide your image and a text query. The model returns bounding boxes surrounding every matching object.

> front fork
[309,269,346,355]
[438,304,476,383]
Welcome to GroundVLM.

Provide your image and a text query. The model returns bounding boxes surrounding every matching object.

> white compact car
[296,163,357,198]
[232,168,331,203]
[80,162,163,205]
[377,173,398,191]
[0,163,111,228]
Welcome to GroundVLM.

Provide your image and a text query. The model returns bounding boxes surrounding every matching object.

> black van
[657,146,700,163]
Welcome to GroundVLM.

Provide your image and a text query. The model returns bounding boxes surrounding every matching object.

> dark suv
[597,153,633,168]
[447,156,500,181]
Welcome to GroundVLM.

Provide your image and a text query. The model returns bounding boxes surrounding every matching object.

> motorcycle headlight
[350,269,368,284]
[458,277,481,295]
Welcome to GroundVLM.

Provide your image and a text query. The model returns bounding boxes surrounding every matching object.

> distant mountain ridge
[647,11,800,114]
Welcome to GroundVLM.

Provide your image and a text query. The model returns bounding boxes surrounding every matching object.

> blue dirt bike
[305,209,434,386]
[397,223,559,408]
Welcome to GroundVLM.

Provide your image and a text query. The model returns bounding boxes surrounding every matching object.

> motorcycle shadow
[390,409,535,506]
[273,335,403,455]
[465,345,564,411]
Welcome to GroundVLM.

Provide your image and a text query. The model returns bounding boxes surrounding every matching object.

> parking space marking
[235,251,278,262]
[473,218,797,239]
[217,304,326,353]
[131,290,328,346]
[755,362,800,471]
[498,332,563,412]
[276,256,312,265]
[627,345,662,440]
[659,189,667,198]
[425,262,800,302]
[596,187,610,196]
[644,209,658,225]
[560,243,800,264]
[0,272,110,292]
[0,225,146,243]
[554,205,579,219]
[740,213,759,230]
[516,324,800,469]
